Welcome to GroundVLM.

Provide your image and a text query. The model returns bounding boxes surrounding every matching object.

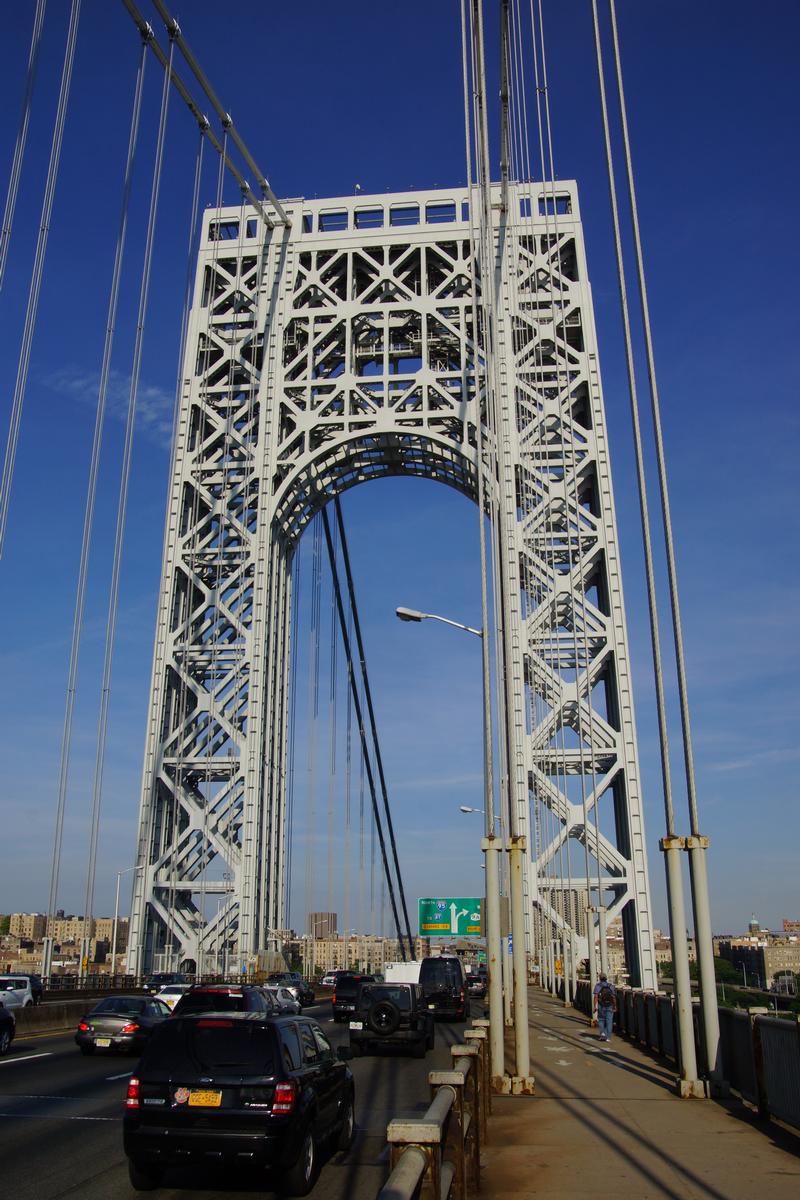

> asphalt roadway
[0,1001,466,1200]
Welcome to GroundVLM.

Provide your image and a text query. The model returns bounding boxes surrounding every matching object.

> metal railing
[574,979,800,1131]
[378,1025,489,1200]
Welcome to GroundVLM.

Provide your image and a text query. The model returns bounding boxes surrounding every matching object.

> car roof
[171,1011,312,1026]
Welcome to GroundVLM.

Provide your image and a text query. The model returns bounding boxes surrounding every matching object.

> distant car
[467,975,486,998]
[348,982,434,1058]
[172,984,277,1018]
[0,1004,16,1055]
[265,985,301,1014]
[419,956,469,1021]
[154,983,192,1011]
[321,969,354,988]
[0,976,34,1009]
[331,973,374,1022]
[267,973,315,1008]
[144,971,188,994]
[123,1012,355,1193]
[75,995,171,1055]
[17,973,43,1005]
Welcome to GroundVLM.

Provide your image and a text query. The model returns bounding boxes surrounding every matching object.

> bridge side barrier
[645,992,660,1052]
[718,1007,757,1103]
[379,1038,485,1200]
[657,994,676,1061]
[754,1015,800,1130]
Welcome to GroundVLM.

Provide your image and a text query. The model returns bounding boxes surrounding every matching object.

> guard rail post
[464,1026,490,1137]
[385,1086,455,1200]
[427,1045,480,1197]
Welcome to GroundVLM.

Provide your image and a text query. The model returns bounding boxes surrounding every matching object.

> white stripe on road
[105,1071,132,1081]
[0,1053,52,1067]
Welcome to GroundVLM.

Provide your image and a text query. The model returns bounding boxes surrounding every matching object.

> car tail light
[272,1082,296,1114]
[197,1018,233,1028]
[78,1022,90,1032]
[331,992,336,1004]
[120,1022,140,1034]
[126,1077,141,1108]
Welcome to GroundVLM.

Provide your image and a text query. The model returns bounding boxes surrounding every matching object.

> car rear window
[142,1020,279,1074]
[360,985,412,1010]
[92,997,147,1015]
[419,960,462,989]
[173,991,247,1014]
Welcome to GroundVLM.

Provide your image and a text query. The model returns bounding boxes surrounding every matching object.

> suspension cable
[0,0,47,291]
[320,505,408,959]
[81,31,176,956]
[607,0,701,836]
[590,0,677,839]
[0,0,82,557]
[45,32,149,950]
[333,496,415,959]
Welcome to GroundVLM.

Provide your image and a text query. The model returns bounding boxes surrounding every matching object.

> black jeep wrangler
[347,982,434,1059]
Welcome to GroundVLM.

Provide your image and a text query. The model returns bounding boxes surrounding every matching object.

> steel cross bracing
[129,183,656,987]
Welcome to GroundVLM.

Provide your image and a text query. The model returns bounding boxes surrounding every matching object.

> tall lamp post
[396,606,507,1086]
[112,865,142,978]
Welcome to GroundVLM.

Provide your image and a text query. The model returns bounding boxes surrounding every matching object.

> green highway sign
[419,897,482,938]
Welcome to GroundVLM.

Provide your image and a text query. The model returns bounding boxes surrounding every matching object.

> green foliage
[0,915,9,935]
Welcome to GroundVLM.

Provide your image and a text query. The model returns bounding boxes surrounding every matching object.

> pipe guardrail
[378,1024,489,1200]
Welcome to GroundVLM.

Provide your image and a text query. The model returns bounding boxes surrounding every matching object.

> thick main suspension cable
[319,506,408,960]
[333,496,415,960]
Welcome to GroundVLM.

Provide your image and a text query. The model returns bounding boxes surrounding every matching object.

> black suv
[172,984,276,1017]
[348,982,434,1058]
[419,955,469,1021]
[123,1012,354,1195]
[331,973,374,1022]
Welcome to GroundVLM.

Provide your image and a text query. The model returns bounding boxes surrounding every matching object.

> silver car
[265,985,300,1014]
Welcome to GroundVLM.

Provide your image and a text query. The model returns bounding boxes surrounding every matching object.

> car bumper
[123,1121,302,1169]
[351,1028,426,1047]
[75,1031,145,1053]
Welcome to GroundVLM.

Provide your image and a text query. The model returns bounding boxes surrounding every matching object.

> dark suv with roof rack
[331,972,374,1022]
[171,984,276,1017]
[123,1012,354,1195]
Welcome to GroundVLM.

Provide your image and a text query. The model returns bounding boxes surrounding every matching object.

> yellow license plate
[95,1037,111,1047]
[188,1090,222,1107]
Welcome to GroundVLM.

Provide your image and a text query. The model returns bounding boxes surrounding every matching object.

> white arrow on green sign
[418,897,482,938]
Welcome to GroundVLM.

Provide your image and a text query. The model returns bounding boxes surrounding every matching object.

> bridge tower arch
[129,183,656,988]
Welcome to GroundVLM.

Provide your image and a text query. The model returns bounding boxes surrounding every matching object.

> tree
[0,916,10,935]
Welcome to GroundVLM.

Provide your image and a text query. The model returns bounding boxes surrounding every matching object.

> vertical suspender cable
[0,0,82,557]
[0,0,47,291]
[333,497,415,959]
[45,34,149,951]
[81,32,176,959]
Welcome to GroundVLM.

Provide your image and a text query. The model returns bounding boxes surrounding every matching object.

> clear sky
[0,2,797,938]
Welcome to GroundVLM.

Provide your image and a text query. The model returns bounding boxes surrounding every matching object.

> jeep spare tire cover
[368,999,401,1035]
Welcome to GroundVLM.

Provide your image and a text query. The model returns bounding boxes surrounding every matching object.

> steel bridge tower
[129,183,657,988]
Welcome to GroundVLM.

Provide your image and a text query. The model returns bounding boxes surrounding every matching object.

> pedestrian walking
[592,973,617,1042]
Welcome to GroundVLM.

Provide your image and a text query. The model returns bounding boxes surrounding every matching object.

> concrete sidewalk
[480,987,800,1199]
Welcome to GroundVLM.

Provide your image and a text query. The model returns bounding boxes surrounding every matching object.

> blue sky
[0,2,797,938]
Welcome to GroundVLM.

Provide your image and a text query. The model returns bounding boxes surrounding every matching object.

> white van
[0,976,34,1009]
[384,961,422,985]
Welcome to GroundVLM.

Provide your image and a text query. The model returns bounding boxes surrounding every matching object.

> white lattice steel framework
[129,184,656,987]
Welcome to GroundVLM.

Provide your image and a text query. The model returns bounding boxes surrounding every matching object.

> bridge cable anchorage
[44,33,149,965]
[119,0,277,230]
[81,30,176,978]
[333,496,416,960]
[320,505,410,962]
[0,0,82,558]
[0,0,47,292]
[147,0,290,229]
[589,0,700,1080]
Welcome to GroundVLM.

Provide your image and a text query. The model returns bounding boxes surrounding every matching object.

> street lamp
[112,866,142,978]
[396,603,507,1082]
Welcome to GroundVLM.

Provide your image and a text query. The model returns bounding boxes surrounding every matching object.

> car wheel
[128,1159,163,1191]
[0,1030,11,1056]
[279,1126,318,1197]
[79,1043,95,1056]
[367,999,400,1036]
[24,1000,33,1008]
[335,1091,355,1151]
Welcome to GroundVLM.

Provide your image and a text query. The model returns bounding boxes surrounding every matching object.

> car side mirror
[336,1045,352,1061]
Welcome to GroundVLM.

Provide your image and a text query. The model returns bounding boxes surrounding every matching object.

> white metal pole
[687,840,722,1087]
[663,838,703,1096]
[598,906,609,977]
[111,870,122,976]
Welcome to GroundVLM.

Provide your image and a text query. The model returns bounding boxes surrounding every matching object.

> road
[0,1001,467,1199]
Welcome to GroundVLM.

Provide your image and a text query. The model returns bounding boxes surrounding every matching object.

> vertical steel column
[687,839,722,1087]
[663,838,704,1097]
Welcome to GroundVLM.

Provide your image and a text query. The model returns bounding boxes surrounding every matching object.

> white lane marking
[0,1053,52,1067]
[554,1059,572,1066]
[106,1071,132,1081]
[542,1045,568,1052]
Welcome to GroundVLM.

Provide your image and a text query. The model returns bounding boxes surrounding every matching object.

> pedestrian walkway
[480,987,800,1199]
